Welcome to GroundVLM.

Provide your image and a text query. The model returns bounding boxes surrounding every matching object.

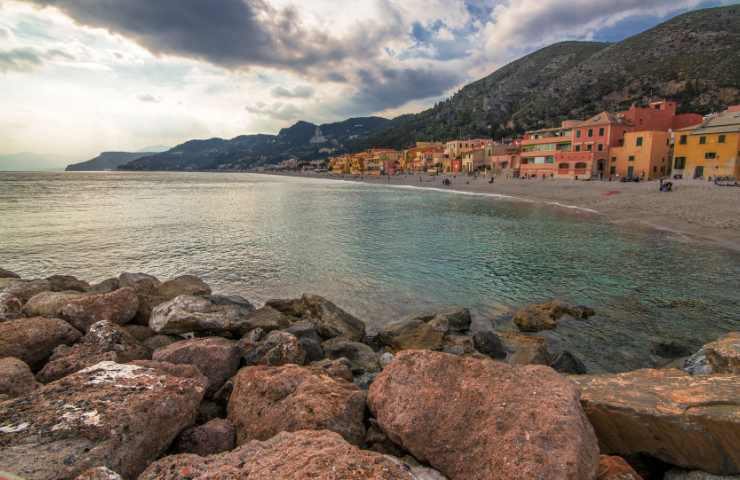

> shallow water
[1,171,738,372]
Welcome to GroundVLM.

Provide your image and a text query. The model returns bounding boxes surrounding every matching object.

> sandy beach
[275,172,740,252]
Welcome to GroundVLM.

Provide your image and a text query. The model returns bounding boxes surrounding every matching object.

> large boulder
[0,357,40,398]
[153,337,240,396]
[704,332,739,374]
[172,418,236,456]
[240,330,306,367]
[118,272,161,323]
[23,291,86,318]
[597,456,643,480]
[0,317,82,370]
[228,364,366,446]
[36,321,151,383]
[3,279,52,302]
[0,292,23,321]
[157,275,211,299]
[513,300,595,332]
[0,267,20,279]
[0,361,205,480]
[149,295,255,335]
[573,369,740,475]
[321,337,379,374]
[45,275,90,292]
[266,294,365,341]
[238,305,292,332]
[377,307,471,352]
[139,430,417,480]
[368,350,599,480]
[60,288,139,332]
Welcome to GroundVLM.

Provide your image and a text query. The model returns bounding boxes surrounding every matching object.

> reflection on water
[1,171,738,372]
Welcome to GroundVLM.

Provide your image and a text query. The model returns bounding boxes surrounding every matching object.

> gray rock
[379,352,395,368]
[74,467,124,480]
[23,291,86,318]
[550,350,587,374]
[473,331,507,359]
[322,338,379,374]
[684,348,713,375]
[240,330,306,367]
[172,418,236,456]
[0,357,40,398]
[238,305,291,333]
[441,334,476,355]
[149,295,255,335]
[298,336,324,362]
[3,279,52,302]
[118,272,160,292]
[377,307,472,352]
[0,292,23,321]
[87,278,120,294]
[122,324,156,341]
[157,275,211,299]
[266,294,366,341]
[143,334,179,351]
[0,267,21,279]
[309,358,354,382]
[45,275,90,292]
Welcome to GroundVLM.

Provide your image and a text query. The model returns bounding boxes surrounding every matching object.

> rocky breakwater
[1,266,739,480]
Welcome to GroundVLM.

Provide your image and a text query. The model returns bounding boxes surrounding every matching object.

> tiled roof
[575,112,626,127]
[687,110,740,135]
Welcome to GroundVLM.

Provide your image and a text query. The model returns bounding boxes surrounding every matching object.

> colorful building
[519,123,594,179]
[611,131,672,180]
[673,107,740,179]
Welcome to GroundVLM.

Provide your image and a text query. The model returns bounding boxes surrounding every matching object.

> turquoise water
[1,171,738,372]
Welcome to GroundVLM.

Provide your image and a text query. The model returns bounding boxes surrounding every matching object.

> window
[610,166,616,174]
[545,156,554,164]
[628,156,635,162]
[636,137,644,147]
[598,144,604,152]
[719,135,726,144]
[599,128,605,136]
[653,166,657,173]
[675,157,686,169]
[575,162,587,169]
[575,145,581,152]
[679,135,687,145]
[576,130,581,138]
[700,136,707,145]
[559,163,569,169]
[588,129,593,137]
[611,157,617,162]
[586,144,592,151]
[705,152,717,160]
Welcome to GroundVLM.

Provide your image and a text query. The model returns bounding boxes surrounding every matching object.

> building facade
[674,108,740,179]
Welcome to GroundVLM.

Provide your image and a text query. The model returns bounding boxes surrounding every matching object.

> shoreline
[266,171,740,253]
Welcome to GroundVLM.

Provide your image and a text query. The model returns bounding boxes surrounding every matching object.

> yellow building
[673,108,740,179]
[611,131,672,180]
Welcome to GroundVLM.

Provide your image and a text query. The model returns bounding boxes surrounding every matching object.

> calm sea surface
[1,171,738,372]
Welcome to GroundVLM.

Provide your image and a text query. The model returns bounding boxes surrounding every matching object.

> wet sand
[273,172,740,252]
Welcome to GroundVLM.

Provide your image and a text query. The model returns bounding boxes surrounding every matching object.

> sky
[0,0,737,162]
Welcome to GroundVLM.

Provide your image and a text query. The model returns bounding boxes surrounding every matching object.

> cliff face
[65,152,156,171]
[357,5,740,149]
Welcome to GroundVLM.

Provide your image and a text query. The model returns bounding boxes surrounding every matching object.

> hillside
[357,5,740,149]
[66,152,158,171]
[121,117,390,171]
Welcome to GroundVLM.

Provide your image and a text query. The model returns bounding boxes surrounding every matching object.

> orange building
[611,131,672,180]
[519,123,595,179]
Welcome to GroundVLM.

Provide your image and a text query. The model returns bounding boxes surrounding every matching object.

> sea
[1,171,738,373]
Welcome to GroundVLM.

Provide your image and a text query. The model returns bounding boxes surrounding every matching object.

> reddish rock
[153,337,240,396]
[23,291,86,318]
[144,334,179,351]
[228,364,366,446]
[118,272,161,323]
[377,308,471,352]
[0,267,20,279]
[128,360,208,390]
[0,357,40,398]
[266,294,366,341]
[309,357,354,382]
[122,324,156,341]
[240,330,306,367]
[0,292,23,321]
[157,275,211,299]
[368,350,599,480]
[0,316,82,370]
[0,361,205,480]
[73,467,123,480]
[61,287,139,332]
[598,456,643,480]
[704,332,740,374]
[3,279,52,302]
[139,430,416,480]
[172,418,236,456]
[498,331,551,365]
[37,321,151,383]
[573,369,740,475]
[45,275,90,292]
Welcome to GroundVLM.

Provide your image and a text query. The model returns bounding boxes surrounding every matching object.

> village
[318,101,740,182]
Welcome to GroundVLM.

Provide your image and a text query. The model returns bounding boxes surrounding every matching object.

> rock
[0,267,20,279]
[118,272,160,292]
[651,341,694,359]
[122,324,155,341]
[368,350,599,480]
[0,292,23,321]
[309,358,354,382]
[74,467,124,480]
[322,337,379,374]
[285,320,322,342]
[0,361,205,480]
[365,417,404,456]
[172,418,236,456]
[157,275,211,299]
[196,401,225,425]
[45,275,89,292]
[3,279,52,302]
[472,331,507,359]
[704,332,740,374]
[139,430,416,480]
[441,334,476,355]
[209,294,254,310]
[353,372,378,390]
[23,291,86,318]
[60,287,139,332]
[228,364,366,446]
[87,278,120,294]
[153,337,240,396]
[128,360,209,390]
[266,294,365,341]
[37,321,151,383]
[149,295,255,335]
[684,348,713,375]
[379,352,395,368]
[240,330,306,367]
[0,317,82,370]
[598,455,643,480]
[143,334,179,351]
[0,357,40,398]
[664,470,740,479]
[392,456,449,480]
[513,300,594,332]
[377,307,472,353]
[286,321,324,361]
[551,350,588,374]
[238,305,292,332]
[573,369,740,475]
[498,331,551,365]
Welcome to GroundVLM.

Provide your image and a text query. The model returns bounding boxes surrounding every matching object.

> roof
[575,112,626,127]
[686,110,740,135]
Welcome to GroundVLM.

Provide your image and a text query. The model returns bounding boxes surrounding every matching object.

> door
[694,166,704,179]
[627,166,634,178]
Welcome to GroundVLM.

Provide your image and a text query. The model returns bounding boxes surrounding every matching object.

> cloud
[0,47,72,73]
[271,85,315,99]
[137,93,161,103]
[0,27,9,39]
[245,101,303,121]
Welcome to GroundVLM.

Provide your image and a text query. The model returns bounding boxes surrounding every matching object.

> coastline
[267,171,740,253]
